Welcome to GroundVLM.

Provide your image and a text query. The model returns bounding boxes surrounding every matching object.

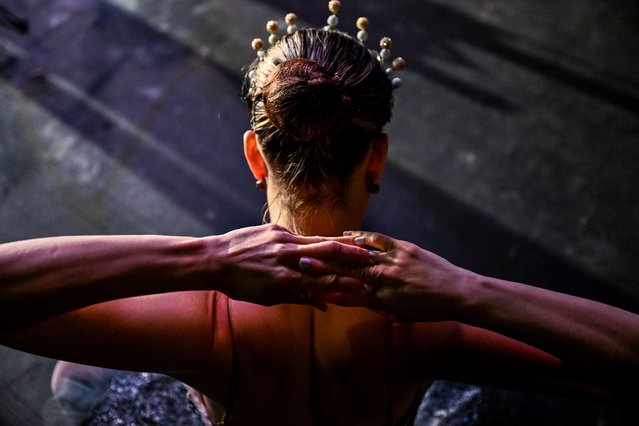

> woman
[0,22,637,426]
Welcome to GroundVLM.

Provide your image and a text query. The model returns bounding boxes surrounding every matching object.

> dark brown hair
[242,28,393,207]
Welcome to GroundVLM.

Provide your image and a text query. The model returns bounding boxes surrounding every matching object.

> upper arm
[394,321,614,401]
[0,291,217,372]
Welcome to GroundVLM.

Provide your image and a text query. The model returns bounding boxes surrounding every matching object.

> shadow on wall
[270,0,639,114]
[0,3,29,34]
[366,163,639,313]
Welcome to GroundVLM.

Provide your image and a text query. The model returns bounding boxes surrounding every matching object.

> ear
[366,133,389,184]
[243,130,268,181]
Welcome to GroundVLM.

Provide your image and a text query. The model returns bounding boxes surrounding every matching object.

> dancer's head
[242,17,401,228]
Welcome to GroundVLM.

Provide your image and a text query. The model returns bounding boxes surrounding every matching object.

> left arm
[0,225,371,331]
[0,225,371,371]
[1,291,218,372]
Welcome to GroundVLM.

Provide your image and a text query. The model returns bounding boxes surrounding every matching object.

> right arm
[303,231,639,401]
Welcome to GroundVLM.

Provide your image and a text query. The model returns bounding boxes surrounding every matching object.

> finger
[301,268,366,293]
[300,256,366,281]
[286,232,360,244]
[292,234,372,251]
[297,241,377,264]
[300,256,387,288]
[307,235,368,247]
[343,231,396,252]
[300,256,360,277]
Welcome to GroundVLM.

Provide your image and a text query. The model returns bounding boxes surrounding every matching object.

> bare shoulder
[1,290,218,372]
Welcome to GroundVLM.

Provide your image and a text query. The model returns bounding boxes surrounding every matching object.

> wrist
[453,268,487,323]
[169,235,226,291]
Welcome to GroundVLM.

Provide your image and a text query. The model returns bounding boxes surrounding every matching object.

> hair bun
[262,58,352,142]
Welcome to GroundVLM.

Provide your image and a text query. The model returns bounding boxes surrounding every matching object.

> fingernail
[354,236,366,246]
[299,258,312,269]
[343,231,353,236]
[368,251,380,262]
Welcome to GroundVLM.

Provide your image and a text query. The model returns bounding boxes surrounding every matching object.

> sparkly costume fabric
[414,381,634,426]
[70,373,632,425]
[415,382,507,426]
[82,372,208,426]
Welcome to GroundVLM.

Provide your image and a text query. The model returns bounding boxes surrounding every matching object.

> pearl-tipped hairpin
[251,37,265,58]
[326,0,341,30]
[356,17,369,43]
[389,57,406,88]
[376,37,405,89]
[250,1,406,90]
[266,20,279,45]
[251,20,280,59]
[286,13,298,35]
[379,37,392,62]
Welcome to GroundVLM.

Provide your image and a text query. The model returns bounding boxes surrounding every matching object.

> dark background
[1,1,637,424]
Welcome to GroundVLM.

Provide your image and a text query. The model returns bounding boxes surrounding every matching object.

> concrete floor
[1,0,638,424]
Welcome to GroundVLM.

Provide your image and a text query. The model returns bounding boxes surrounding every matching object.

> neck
[267,197,366,237]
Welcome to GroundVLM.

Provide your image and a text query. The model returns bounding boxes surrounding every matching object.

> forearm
[312,230,639,400]
[459,272,639,382]
[0,224,371,330]
[0,235,221,330]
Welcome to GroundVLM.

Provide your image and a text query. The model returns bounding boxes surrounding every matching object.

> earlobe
[243,130,268,181]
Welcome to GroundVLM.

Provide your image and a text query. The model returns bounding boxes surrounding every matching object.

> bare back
[175,292,426,425]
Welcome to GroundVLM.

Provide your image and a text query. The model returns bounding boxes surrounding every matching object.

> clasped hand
[298,231,470,321]
[216,224,374,311]
[221,224,468,321]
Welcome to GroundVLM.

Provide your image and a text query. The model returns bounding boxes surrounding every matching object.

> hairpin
[377,37,406,89]
[286,13,298,34]
[250,1,406,89]
[325,0,341,30]
[356,17,369,43]
[251,19,280,59]
[266,20,279,45]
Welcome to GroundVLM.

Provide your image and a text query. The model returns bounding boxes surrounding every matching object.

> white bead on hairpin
[266,20,279,45]
[286,13,298,35]
[251,19,280,59]
[251,38,265,58]
[356,17,369,43]
[326,0,341,30]
[389,57,406,88]
[376,37,406,89]
[250,1,406,90]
